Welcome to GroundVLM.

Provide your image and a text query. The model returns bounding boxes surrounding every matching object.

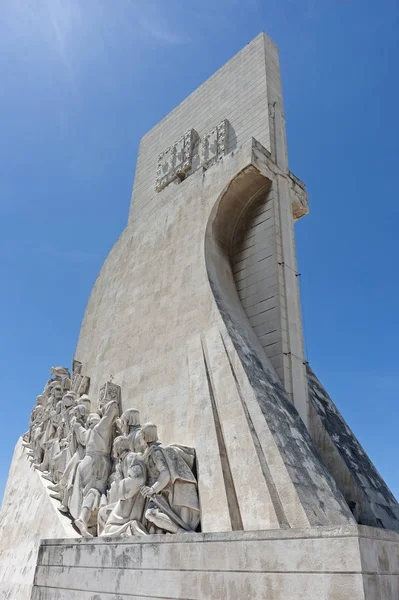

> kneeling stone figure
[140,423,200,534]
[99,435,148,537]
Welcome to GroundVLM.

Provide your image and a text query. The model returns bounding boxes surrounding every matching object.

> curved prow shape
[205,165,279,386]
[204,164,356,529]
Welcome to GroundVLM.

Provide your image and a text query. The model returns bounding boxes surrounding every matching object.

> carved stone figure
[60,391,78,437]
[78,394,91,413]
[97,381,122,416]
[29,390,58,467]
[26,399,45,445]
[69,400,120,537]
[140,423,200,534]
[98,436,147,537]
[50,366,71,379]
[43,392,78,482]
[29,408,46,464]
[54,410,99,513]
[23,367,201,539]
[71,361,90,395]
[120,408,145,453]
[46,382,63,407]
[38,401,64,479]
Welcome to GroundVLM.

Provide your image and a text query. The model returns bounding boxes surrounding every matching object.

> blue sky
[0,0,398,504]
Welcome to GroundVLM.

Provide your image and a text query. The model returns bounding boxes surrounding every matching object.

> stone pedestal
[31,526,399,599]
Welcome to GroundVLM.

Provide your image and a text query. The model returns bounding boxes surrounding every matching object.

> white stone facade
[32,526,399,599]
[0,439,76,600]
[1,31,399,600]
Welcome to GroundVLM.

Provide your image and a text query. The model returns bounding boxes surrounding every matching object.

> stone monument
[1,32,398,600]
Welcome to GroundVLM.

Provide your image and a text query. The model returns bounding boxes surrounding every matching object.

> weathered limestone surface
[0,439,76,600]
[75,133,355,533]
[31,526,399,599]
[74,33,357,534]
[308,366,399,530]
[2,30,399,600]
[77,33,309,427]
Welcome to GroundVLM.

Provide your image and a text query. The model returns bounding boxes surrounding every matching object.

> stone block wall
[31,527,399,600]
[308,366,399,531]
[232,183,292,395]
[129,33,277,224]
[0,439,76,600]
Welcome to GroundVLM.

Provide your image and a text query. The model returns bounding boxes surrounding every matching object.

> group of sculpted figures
[24,367,200,538]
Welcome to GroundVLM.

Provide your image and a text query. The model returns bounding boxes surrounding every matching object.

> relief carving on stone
[23,365,200,538]
[288,171,309,221]
[199,119,229,169]
[155,129,199,192]
[70,358,89,395]
[72,359,82,375]
[155,120,230,192]
[98,380,122,415]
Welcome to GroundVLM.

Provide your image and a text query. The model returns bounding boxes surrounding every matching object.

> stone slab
[0,439,77,600]
[308,365,399,531]
[31,526,399,599]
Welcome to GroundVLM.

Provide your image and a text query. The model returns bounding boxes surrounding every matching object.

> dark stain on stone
[209,280,353,525]
[114,548,131,569]
[307,365,399,530]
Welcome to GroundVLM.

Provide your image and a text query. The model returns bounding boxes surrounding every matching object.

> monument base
[32,526,399,599]
[0,439,77,600]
